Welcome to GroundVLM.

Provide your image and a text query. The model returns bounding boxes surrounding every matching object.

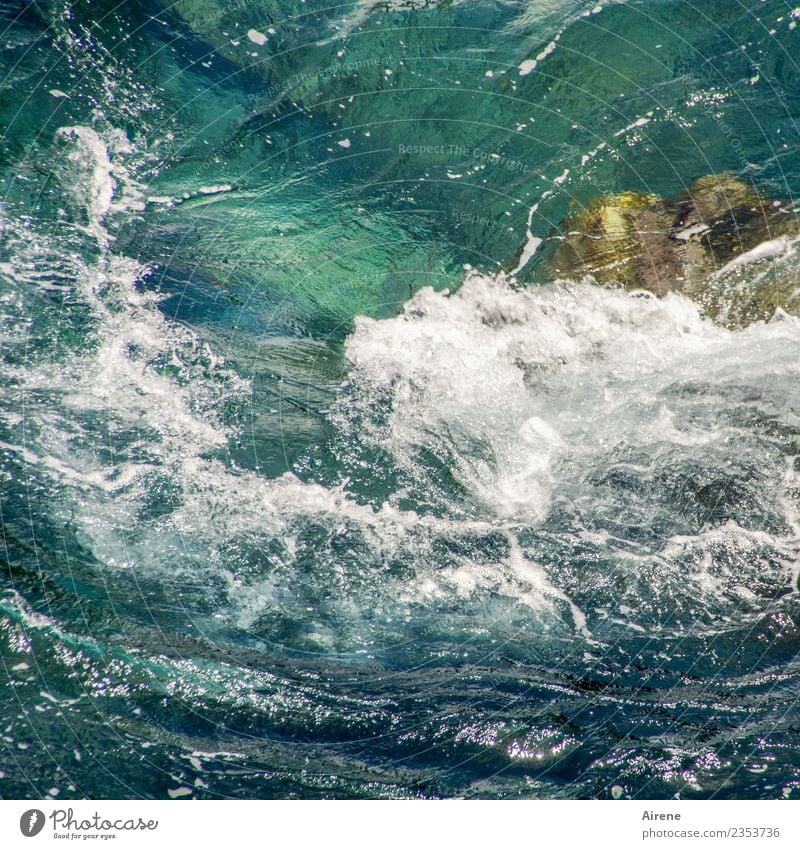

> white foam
[2,125,251,585]
[335,271,800,633]
[57,126,116,236]
[519,38,559,76]
[713,235,798,278]
[511,172,571,274]
[56,125,146,244]
[345,275,720,520]
[613,115,652,138]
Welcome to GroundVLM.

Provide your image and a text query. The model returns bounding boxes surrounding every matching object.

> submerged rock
[550,174,800,326]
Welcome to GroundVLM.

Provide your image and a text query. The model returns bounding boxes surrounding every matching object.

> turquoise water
[1,0,800,799]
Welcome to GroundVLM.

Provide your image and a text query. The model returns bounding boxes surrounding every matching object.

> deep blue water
[2,0,800,799]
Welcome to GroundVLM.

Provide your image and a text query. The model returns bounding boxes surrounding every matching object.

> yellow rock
[551,191,676,294]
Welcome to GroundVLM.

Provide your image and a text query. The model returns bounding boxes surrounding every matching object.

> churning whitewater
[6,122,798,657]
